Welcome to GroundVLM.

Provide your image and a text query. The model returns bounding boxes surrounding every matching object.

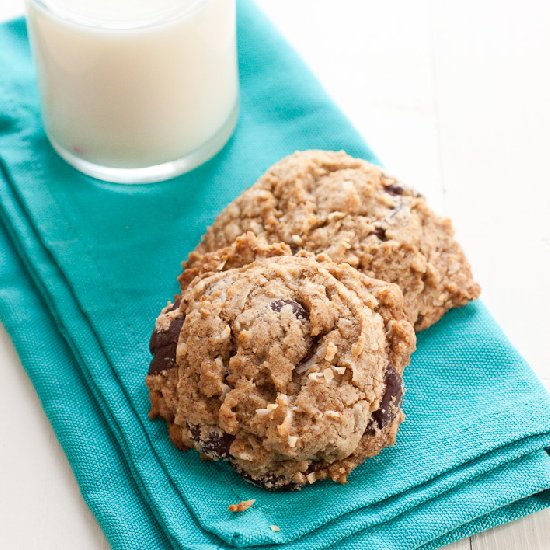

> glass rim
[26,0,215,31]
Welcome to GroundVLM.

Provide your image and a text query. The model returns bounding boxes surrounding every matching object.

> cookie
[192,150,480,330]
[147,234,416,490]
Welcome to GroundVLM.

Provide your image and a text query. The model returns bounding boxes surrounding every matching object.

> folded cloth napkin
[1,2,549,549]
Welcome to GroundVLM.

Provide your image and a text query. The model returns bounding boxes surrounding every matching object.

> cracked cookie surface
[193,150,480,330]
[147,235,415,489]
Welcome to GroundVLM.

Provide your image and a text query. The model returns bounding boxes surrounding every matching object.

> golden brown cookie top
[150,233,415,489]
[193,150,480,330]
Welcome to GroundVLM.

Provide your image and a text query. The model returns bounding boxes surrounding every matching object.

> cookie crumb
[270,525,281,532]
[325,342,338,361]
[306,472,317,484]
[228,499,256,513]
[323,368,335,382]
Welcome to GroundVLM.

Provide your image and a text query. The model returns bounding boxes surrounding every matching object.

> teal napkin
[1,3,549,548]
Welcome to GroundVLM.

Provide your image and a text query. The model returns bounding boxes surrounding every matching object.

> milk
[26,0,239,182]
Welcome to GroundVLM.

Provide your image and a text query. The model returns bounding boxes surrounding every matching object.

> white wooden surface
[1,1,549,548]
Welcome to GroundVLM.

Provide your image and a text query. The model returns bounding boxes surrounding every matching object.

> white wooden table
[1,1,549,548]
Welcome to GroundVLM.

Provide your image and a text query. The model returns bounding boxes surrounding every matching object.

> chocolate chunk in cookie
[146,301,185,423]
[371,363,404,430]
[237,470,299,492]
[369,227,388,242]
[148,302,185,375]
[190,425,235,459]
[383,183,404,196]
[270,299,309,320]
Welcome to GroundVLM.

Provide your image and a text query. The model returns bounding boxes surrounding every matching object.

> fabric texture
[1,3,549,549]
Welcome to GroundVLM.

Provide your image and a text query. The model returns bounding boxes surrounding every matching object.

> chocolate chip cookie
[192,150,480,330]
[147,234,416,490]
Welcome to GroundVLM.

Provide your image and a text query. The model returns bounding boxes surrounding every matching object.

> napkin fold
[1,3,549,549]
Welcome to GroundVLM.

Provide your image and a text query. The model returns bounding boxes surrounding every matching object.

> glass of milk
[25,0,239,183]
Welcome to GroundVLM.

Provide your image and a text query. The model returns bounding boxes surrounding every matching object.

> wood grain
[445,539,471,550]
[472,508,550,550]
